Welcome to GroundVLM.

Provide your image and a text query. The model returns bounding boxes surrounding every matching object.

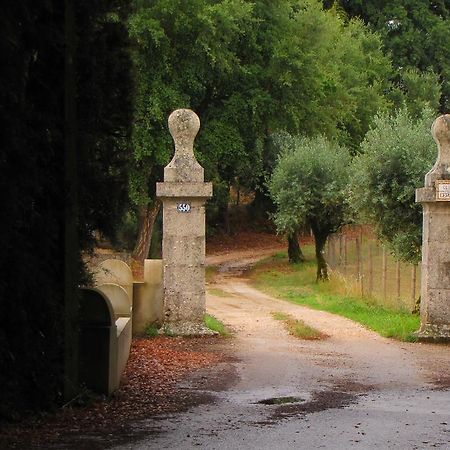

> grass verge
[145,324,160,338]
[272,312,327,340]
[250,250,420,342]
[204,314,231,336]
[208,287,232,297]
[206,265,218,283]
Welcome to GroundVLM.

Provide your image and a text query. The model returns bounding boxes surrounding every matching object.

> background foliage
[350,108,436,264]
[269,133,351,279]
[324,0,450,112]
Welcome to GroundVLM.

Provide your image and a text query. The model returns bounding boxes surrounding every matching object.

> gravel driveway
[114,251,450,450]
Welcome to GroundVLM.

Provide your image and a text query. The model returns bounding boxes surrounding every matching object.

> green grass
[272,312,326,340]
[325,234,420,312]
[206,265,218,283]
[208,287,232,297]
[145,324,160,338]
[272,311,290,321]
[204,313,231,336]
[250,250,420,342]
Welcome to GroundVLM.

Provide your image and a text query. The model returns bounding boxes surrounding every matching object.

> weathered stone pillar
[156,109,213,335]
[416,114,450,341]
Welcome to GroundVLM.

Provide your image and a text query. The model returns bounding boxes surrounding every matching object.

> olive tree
[349,108,436,264]
[269,133,351,280]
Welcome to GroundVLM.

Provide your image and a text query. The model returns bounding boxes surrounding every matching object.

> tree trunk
[64,0,80,402]
[287,230,304,264]
[311,224,329,281]
[219,201,231,235]
[132,201,161,266]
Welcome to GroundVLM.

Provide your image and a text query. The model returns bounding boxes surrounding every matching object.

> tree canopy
[269,133,351,280]
[129,0,393,253]
[349,107,436,264]
[325,0,450,111]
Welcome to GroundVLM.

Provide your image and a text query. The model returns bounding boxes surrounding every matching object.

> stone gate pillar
[156,109,213,335]
[416,114,450,341]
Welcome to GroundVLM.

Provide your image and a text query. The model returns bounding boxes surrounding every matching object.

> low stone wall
[79,287,132,395]
[79,257,164,394]
[91,257,164,334]
[133,259,164,334]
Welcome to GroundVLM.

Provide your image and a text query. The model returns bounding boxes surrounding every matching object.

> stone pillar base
[415,324,450,342]
[162,321,218,337]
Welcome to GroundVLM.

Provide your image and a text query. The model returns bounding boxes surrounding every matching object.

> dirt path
[114,250,450,450]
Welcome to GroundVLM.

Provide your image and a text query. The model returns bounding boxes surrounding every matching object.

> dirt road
[114,250,450,450]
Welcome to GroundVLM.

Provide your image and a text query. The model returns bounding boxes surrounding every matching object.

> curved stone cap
[165,109,204,182]
[432,114,450,149]
[168,109,200,149]
[425,114,450,186]
[79,287,114,326]
[97,283,131,318]
[95,259,133,287]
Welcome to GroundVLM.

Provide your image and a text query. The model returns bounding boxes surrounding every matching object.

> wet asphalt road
[113,255,450,450]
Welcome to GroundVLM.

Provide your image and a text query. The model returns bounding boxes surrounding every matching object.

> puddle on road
[257,396,304,405]
[253,389,361,427]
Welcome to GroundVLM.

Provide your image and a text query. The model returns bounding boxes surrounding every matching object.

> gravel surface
[112,249,450,450]
[2,246,449,450]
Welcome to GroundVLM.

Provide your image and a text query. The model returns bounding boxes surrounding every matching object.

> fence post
[396,260,401,304]
[327,237,331,263]
[356,236,362,295]
[411,264,417,305]
[382,247,387,301]
[343,235,347,275]
[331,235,336,269]
[368,244,373,297]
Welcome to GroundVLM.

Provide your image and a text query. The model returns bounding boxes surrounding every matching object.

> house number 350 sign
[177,203,191,213]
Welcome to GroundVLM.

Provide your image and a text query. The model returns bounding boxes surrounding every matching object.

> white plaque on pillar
[435,180,450,201]
[177,203,191,213]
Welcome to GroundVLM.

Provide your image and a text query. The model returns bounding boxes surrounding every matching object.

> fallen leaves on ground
[0,336,226,449]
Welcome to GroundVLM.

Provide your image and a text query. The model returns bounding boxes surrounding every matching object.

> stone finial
[425,114,450,186]
[164,109,204,182]
[168,109,200,157]
[432,114,450,162]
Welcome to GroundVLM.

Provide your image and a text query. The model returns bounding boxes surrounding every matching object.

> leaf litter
[0,336,227,449]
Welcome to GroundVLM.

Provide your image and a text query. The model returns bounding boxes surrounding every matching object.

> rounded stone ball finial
[431,114,450,168]
[432,114,450,149]
[168,109,200,157]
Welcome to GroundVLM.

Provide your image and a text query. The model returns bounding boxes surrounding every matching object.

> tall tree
[0,0,66,420]
[324,0,450,111]
[128,0,254,262]
[349,107,436,264]
[269,133,351,280]
[129,0,392,253]
[0,0,133,419]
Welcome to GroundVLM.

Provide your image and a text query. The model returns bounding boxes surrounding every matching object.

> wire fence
[324,227,420,313]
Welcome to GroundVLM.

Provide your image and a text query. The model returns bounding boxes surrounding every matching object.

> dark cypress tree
[0,1,66,419]
[0,0,133,420]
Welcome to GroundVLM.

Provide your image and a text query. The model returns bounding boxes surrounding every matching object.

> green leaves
[330,0,450,111]
[269,133,351,235]
[349,107,436,263]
